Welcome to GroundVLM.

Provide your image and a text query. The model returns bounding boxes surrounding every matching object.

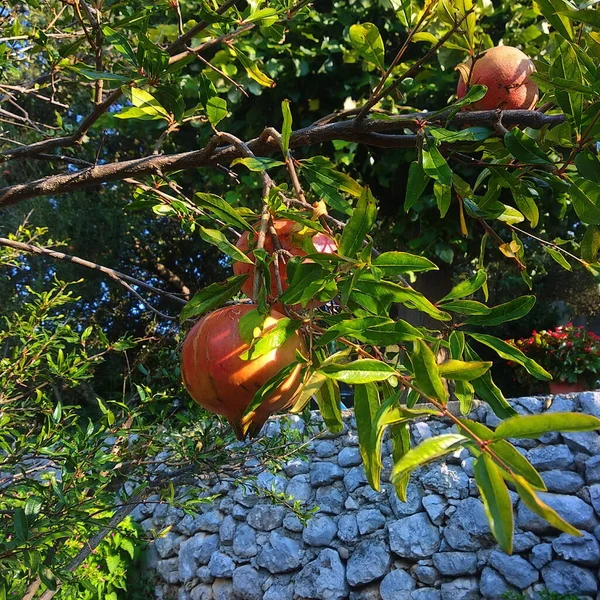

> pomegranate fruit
[456,46,538,111]
[181,304,307,439]
[232,219,337,310]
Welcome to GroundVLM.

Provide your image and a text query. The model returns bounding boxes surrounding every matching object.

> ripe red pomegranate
[456,46,538,111]
[232,219,337,310]
[181,304,307,439]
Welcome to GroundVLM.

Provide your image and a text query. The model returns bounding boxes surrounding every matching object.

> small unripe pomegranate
[456,46,538,111]
[232,219,337,310]
[181,304,307,439]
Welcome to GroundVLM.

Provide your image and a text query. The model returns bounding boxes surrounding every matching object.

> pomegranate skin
[456,46,538,111]
[181,304,307,439]
[233,219,337,311]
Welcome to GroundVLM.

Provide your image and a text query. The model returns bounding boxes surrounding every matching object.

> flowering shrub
[508,324,600,389]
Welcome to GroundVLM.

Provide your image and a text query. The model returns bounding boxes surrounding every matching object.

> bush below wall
[135,392,600,600]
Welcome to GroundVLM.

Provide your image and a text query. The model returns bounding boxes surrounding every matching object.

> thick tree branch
[0,110,565,207]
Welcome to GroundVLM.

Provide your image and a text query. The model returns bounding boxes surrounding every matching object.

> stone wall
[136,392,600,600]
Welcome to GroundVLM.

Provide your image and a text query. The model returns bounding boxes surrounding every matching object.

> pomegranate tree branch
[0,110,565,207]
[0,237,187,306]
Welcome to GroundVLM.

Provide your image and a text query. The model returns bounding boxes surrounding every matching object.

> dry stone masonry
[136,391,600,600]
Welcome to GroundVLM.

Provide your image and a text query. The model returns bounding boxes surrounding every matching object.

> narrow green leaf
[464,345,518,419]
[581,225,600,263]
[460,418,546,490]
[411,340,448,403]
[339,186,377,258]
[405,160,429,212]
[434,181,451,218]
[231,46,275,87]
[315,377,343,434]
[315,317,422,347]
[241,318,301,360]
[422,143,452,186]
[495,412,600,440]
[467,332,552,381]
[392,434,468,485]
[438,359,492,381]
[242,364,301,434]
[179,275,248,322]
[558,8,600,28]
[536,0,574,40]
[455,380,475,415]
[14,508,28,541]
[103,26,137,65]
[355,382,382,488]
[440,270,487,302]
[513,475,580,536]
[449,330,465,359]
[464,295,536,326]
[279,262,326,305]
[194,193,255,232]
[439,299,491,315]
[372,251,438,275]
[544,246,572,271]
[504,129,553,165]
[281,100,292,155]
[348,23,385,70]
[474,454,514,553]
[198,226,253,264]
[231,157,285,171]
[319,359,396,384]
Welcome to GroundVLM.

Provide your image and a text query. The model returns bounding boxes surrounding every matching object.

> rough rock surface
[139,393,600,600]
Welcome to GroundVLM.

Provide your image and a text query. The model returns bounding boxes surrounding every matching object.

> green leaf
[434,181,451,218]
[243,362,299,420]
[455,380,475,415]
[544,246,572,271]
[429,126,494,143]
[278,262,326,305]
[339,186,377,258]
[439,300,491,315]
[24,496,43,516]
[504,129,553,165]
[474,454,514,554]
[464,344,518,419]
[558,9,600,28]
[118,87,170,120]
[179,275,248,322]
[14,508,28,541]
[194,193,255,232]
[103,26,137,65]
[495,412,600,440]
[411,340,448,403]
[392,434,468,485]
[231,157,285,171]
[467,332,552,381]
[438,359,492,381]
[241,318,301,360]
[198,226,253,264]
[405,160,429,212]
[576,151,600,184]
[440,270,487,302]
[243,6,279,25]
[352,276,451,321]
[464,295,536,326]
[581,226,600,263]
[315,377,343,434]
[315,317,422,347]
[369,394,440,491]
[569,177,600,225]
[231,46,275,87]
[348,23,385,70]
[372,251,438,275]
[422,143,452,186]
[536,0,574,40]
[106,554,121,574]
[513,475,580,536]
[281,100,292,155]
[355,382,381,487]
[206,96,228,126]
[319,359,396,384]
[459,418,545,489]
